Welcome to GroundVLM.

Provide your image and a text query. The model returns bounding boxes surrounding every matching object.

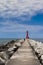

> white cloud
[0,0,43,18]
[0,21,43,33]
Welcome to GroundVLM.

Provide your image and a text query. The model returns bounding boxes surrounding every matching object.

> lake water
[32,38,43,43]
[0,38,16,46]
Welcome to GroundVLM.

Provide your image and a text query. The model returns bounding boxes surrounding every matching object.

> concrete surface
[6,40,41,65]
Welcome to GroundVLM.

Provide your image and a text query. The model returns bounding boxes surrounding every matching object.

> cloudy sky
[0,0,43,38]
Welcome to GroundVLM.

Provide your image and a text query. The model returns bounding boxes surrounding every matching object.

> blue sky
[0,0,43,38]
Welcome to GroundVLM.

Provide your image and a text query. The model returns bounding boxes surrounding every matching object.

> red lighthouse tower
[26,31,29,39]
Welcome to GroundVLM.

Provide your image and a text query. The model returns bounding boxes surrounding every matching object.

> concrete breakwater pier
[0,39,43,65]
[6,39,40,65]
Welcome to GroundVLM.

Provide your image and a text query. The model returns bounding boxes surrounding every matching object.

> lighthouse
[26,31,29,39]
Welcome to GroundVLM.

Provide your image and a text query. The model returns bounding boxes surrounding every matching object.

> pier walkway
[6,40,41,65]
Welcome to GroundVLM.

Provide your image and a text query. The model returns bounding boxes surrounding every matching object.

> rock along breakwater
[0,39,43,65]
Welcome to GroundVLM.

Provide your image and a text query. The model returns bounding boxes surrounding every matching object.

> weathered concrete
[6,40,41,65]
